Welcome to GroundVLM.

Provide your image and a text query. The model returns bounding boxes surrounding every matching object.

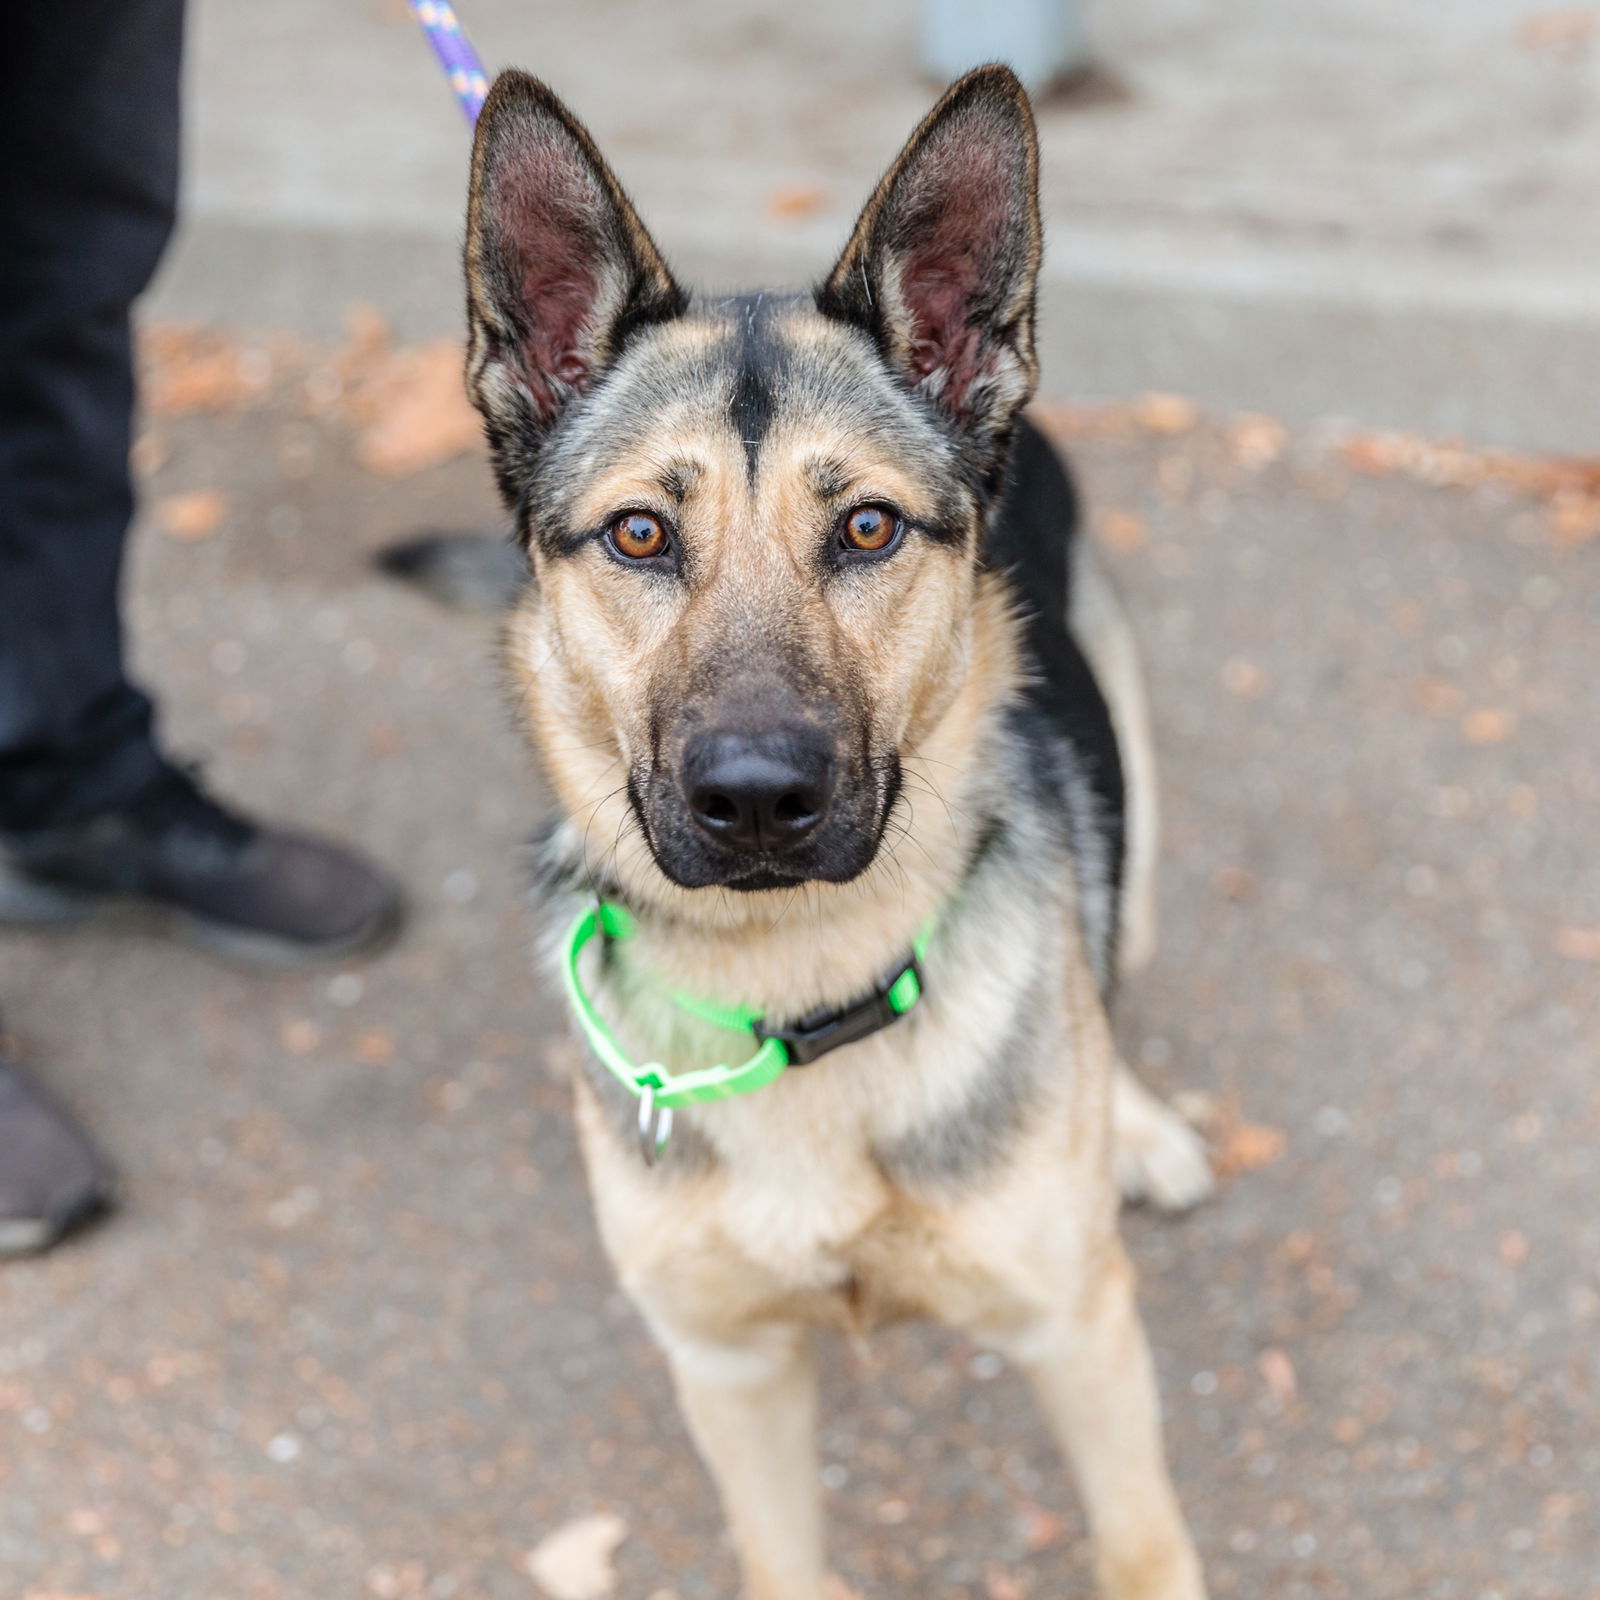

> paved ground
[2,358,1597,1598]
[150,0,1600,450]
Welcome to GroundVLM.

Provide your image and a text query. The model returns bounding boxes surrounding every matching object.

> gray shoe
[0,1053,111,1257]
[0,764,403,969]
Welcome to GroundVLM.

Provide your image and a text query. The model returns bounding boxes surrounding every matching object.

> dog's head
[465,66,1040,897]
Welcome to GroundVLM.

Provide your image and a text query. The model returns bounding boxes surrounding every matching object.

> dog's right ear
[818,66,1041,487]
[465,72,683,497]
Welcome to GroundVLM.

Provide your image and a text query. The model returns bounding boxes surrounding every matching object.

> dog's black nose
[683,730,834,853]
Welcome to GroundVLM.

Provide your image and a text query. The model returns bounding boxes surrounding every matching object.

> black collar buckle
[752,957,922,1067]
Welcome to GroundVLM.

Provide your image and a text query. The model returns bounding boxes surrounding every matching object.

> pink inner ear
[902,252,992,415]
[895,137,1012,414]
[517,255,596,414]
[498,161,608,419]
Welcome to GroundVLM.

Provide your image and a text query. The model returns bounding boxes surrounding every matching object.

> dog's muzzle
[634,719,893,892]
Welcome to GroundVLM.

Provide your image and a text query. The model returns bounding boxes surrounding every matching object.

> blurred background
[158,0,1600,447]
[4,2,1599,1598]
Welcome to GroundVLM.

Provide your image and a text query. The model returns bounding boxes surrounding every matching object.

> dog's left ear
[465,71,683,498]
[818,65,1041,480]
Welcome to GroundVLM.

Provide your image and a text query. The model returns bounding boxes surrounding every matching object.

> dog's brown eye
[610,512,669,561]
[841,504,901,553]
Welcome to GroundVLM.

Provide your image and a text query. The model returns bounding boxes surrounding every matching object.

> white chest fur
[585,894,1063,1295]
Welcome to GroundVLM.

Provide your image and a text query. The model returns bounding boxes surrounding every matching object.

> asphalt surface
[3,379,1598,1600]
[152,0,1600,451]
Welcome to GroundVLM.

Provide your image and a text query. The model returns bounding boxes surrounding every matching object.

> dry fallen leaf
[280,1019,321,1055]
[1017,1497,1065,1551]
[141,325,285,416]
[344,301,393,356]
[368,723,405,758]
[1215,1121,1286,1178]
[1096,509,1148,552]
[1281,1230,1317,1264]
[1342,433,1406,477]
[1413,676,1464,717]
[1228,413,1288,471]
[984,1568,1026,1600]
[299,308,393,418]
[354,340,483,475]
[131,432,170,477]
[1461,707,1515,745]
[1499,1230,1530,1268]
[1340,428,1600,505]
[365,1562,428,1599]
[524,1513,627,1600]
[1542,1491,1581,1524]
[1213,865,1258,902]
[156,489,229,542]
[766,183,828,220]
[1519,9,1597,48]
[480,1030,528,1060]
[1222,658,1270,698]
[1555,926,1600,963]
[1258,1346,1298,1403]
[1029,399,1131,439]
[352,1028,395,1065]
[1133,392,1197,435]
[1547,491,1600,547]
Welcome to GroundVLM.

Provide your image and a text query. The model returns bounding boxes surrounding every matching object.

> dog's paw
[1113,1069,1215,1213]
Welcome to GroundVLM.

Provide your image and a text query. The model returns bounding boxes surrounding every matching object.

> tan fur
[473,64,1207,1600]
[1069,537,1215,1211]
[562,867,1203,1600]
[509,523,1205,1595]
[507,307,1003,1005]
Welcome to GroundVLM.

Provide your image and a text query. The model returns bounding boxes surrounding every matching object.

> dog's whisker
[576,780,631,887]
[898,776,967,845]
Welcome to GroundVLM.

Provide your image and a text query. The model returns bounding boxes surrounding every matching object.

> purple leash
[407,0,490,126]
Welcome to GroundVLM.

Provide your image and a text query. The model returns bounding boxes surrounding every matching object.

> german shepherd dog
[452,62,1213,1599]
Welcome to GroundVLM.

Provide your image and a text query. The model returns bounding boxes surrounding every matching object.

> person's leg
[0,3,402,963]
[0,6,172,1255]
[0,0,182,832]
[0,1014,111,1257]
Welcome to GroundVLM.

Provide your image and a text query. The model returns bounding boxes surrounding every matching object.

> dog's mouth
[716,864,816,893]
[629,753,900,894]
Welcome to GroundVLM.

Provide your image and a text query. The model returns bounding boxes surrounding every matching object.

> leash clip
[637,1083,673,1167]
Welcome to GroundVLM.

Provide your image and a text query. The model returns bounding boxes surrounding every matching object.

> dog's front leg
[992,1244,1206,1600]
[661,1320,826,1600]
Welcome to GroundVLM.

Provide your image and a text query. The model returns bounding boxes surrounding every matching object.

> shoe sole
[0,1189,113,1259]
[0,864,403,972]
[0,1216,60,1257]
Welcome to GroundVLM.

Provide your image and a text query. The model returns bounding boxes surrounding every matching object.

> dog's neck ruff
[563,901,931,1163]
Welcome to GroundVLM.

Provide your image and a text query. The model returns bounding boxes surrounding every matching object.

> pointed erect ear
[464,72,683,489]
[818,65,1041,476]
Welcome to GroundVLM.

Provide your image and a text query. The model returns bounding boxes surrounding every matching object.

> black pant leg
[0,0,186,833]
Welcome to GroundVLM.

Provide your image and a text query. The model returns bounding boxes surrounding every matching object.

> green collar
[562,901,932,1160]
